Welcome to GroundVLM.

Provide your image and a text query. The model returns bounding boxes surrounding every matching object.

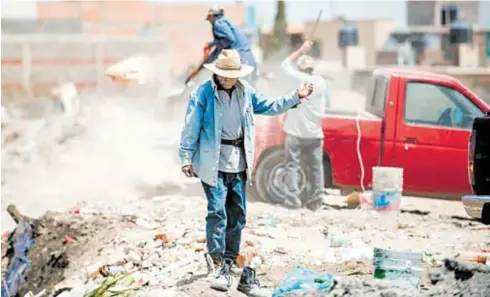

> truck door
[393,80,485,197]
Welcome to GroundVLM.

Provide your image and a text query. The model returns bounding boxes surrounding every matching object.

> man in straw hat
[179,49,313,296]
[202,6,259,87]
[280,40,331,211]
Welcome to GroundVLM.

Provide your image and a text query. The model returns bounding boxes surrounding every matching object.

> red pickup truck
[252,68,489,204]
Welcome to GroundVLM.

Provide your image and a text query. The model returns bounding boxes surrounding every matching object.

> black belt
[221,138,244,147]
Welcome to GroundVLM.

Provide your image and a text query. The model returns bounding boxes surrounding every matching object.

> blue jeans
[201,171,247,261]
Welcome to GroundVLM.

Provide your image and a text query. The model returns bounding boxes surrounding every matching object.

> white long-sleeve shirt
[280,58,328,139]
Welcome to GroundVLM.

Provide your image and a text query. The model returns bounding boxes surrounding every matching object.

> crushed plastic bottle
[271,266,335,297]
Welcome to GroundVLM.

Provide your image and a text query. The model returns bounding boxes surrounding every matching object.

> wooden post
[7,204,24,224]
[21,42,32,96]
[95,41,104,95]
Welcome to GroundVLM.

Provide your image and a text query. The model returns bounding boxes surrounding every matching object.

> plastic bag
[271,266,335,297]
[1,219,35,297]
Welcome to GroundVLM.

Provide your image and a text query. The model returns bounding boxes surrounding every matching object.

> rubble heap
[2,194,489,297]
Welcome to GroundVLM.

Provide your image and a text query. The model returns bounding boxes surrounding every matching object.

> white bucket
[371,167,404,226]
[372,166,404,192]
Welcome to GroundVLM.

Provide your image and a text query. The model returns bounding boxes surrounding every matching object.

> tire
[323,155,334,189]
[254,147,308,206]
[482,203,490,225]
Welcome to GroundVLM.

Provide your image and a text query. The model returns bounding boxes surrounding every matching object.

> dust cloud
[1,91,186,232]
[1,57,366,232]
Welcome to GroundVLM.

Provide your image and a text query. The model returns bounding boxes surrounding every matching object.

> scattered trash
[423,252,442,268]
[257,215,277,227]
[274,248,287,255]
[84,273,140,297]
[373,248,423,290]
[236,246,260,268]
[69,208,81,215]
[359,191,373,210]
[271,266,335,297]
[345,191,361,209]
[135,218,159,230]
[153,233,169,244]
[23,289,46,297]
[397,223,410,229]
[63,235,77,244]
[1,208,36,297]
[99,265,126,277]
[346,270,369,276]
[456,252,489,265]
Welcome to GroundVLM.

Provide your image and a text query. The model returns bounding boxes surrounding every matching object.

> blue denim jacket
[179,79,301,187]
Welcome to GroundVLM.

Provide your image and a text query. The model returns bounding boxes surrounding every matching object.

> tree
[266,0,288,58]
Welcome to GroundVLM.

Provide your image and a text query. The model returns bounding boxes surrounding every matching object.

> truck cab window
[404,82,484,129]
[366,76,388,117]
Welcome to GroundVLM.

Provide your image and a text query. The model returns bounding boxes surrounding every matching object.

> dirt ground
[2,191,489,297]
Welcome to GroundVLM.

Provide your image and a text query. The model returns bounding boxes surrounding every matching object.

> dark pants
[285,134,324,203]
[202,171,247,262]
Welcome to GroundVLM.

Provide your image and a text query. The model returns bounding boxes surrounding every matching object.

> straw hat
[203,49,255,78]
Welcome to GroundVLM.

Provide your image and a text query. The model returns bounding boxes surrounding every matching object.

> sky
[2,0,489,29]
[2,0,407,29]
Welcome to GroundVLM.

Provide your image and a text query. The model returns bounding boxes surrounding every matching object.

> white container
[372,166,404,192]
[371,167,404,230]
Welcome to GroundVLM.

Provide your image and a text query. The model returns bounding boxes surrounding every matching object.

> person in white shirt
[280,40,330,211]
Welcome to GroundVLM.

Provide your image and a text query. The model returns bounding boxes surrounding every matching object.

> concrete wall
[34,2,246,28]
[1,35,170,100]
[407,0,436,26]
[408,0,483,27]
[305,19,395,68]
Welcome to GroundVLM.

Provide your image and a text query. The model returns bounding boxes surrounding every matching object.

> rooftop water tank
[338,22,358,48]
[441,4,458,26]
[449,19,473,44]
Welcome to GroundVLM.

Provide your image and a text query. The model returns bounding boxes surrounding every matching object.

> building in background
[406,0,487,27]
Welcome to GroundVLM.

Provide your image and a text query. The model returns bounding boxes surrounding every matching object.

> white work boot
[210,259,233,292]
[205,253,220,276]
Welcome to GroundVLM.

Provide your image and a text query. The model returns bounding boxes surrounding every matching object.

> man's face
[206,15,215,24]
[216,75,237,90]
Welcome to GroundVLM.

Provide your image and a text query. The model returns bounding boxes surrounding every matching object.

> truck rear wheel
[254,147,333,206]
[254,147,307,206]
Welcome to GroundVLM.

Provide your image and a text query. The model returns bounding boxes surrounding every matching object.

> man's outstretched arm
[250,82,313,116]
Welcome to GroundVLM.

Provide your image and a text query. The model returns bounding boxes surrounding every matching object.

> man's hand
[299,40,313,54]
[297,82,314,99]
[182,165,194,178]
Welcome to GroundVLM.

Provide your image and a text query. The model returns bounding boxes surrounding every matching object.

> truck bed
[321,111,383,189]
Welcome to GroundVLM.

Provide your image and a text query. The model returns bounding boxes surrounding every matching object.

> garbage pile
[2,195,489,297]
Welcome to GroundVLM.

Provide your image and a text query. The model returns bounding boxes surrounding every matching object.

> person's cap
[206,5,222,19]
[297,55,315,70]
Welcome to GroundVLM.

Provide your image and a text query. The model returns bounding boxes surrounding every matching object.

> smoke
[1,91,185,231]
